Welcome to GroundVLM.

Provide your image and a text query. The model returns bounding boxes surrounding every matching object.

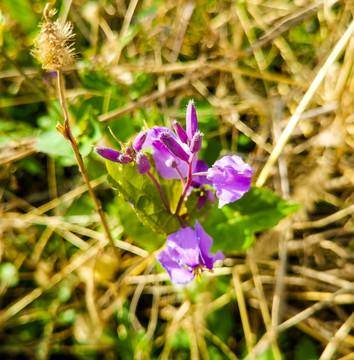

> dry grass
[0,0,353,359]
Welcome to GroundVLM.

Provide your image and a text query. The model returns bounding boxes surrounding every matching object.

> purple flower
[207,155,252,208]
[94,132,151,173]
[156,221,224,284]
[143,127,194,179]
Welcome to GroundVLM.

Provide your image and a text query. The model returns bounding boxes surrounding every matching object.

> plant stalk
[56,68,120,262]
[175,153,196,218]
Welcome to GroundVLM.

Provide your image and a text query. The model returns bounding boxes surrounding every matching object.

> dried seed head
[32,8,76,70]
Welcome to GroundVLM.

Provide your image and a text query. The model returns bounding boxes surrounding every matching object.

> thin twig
[56,68,120,262]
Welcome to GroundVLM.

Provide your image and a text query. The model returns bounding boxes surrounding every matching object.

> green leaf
[204,186,302,252]
[106,154,182,236]
[108,196,165,252]
[36,130,73,159]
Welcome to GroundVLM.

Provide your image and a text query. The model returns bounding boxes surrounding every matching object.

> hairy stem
[56,68,120,262]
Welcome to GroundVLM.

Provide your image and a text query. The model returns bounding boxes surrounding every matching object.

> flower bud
[186,100,198,140]
[172,120,188,144]
[118,154,133,164]
[94,147,122,162]
[159,132,190,162]
[135,152,151,174]
[190,131,203,154]
[133,130,148,152]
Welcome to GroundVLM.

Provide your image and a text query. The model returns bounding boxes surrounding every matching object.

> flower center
[192,264,214,281]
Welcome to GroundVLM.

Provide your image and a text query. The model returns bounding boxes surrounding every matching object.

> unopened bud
[133,130,148,152]
[186,100,198,140]
[94,147,122,162]
[172,120,188,144]
[190,131,203,154]
[118,154,133,164]
[135,152,151,174]
[159,132,190,162]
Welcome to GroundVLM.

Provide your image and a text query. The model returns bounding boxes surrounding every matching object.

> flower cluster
[94,100,253,284]
[94,131,151,175]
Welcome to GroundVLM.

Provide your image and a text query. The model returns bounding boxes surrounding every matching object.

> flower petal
[195,221,224,270]
[207,155,252,208]
[166,227,199,268]
[156,249,195,285]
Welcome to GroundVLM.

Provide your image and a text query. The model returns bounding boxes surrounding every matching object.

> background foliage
[0,0,353,359]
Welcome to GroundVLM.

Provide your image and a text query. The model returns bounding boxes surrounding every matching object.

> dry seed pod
[32,6,75,70]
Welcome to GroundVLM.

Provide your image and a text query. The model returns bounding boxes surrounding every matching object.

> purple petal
[207,155,252,208]
[156,249,195,284]
[195,221,224,270]
[151,140,188,179]
[166,227,199,268]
